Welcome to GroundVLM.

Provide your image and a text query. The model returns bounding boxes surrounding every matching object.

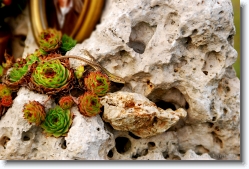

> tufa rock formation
[0,0,239,160]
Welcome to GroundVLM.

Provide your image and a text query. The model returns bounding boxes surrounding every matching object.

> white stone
[0,0,239,160]
[0,88,111,160]
[101,91,187,138]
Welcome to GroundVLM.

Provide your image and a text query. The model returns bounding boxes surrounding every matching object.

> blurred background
[231,0,240,79]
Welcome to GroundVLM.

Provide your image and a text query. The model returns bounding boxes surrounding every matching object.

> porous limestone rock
[0,0,240,160]
[100,91,187,138]
[0,88,111,160]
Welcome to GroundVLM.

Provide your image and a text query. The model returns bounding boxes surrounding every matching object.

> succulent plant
[26,54,39,66]
[1,95,12,107]
[74,65,84,80]
[38,28,62,52]
[23,101,46,125]
[30,59,73,94]
[7,64,28,83]
[84,71,110,96]
[78,91,102,117]
[59,96,74,110]
[41,106,73,137]
[60,34,77,55]
[0,84,11,98]
[26,48,47,65]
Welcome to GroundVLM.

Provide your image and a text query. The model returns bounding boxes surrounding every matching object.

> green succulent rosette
[30,60,73,94]
[38,28,62,52]
[23,101,46,125]
[41,106,73,137]
[84,71,110,96]
[8,64,28,82]
[3,58,29,90]
[60,34,77,55]
[78,91,102,117]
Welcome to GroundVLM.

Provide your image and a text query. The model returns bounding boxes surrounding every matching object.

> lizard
[48,50,125,84]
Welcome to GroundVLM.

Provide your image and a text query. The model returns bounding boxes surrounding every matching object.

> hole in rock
[162,151,169,159]
[22,136,30,141]
[99,107,104,118]
[20,35,27,42]
[146,80,150,85]
[223,108,228,114]
[202,71,208,75]
[115,137,131,154]
[150,4,159,9]
[128,132,141,139]
[148,142,156,148]
[0,136,10,149]
[131,153,139,159]
[69,88,84,98]
[153,117,158,124]
[128,22,156,54]
[183,37,192,45]
[185,102,189,109]
[155,100,176,110]
[21,131,32,142]
[147,88,188,110]
[61,138,67,149]
[107,149,114,158]
[179,149,186,154]
[109,82,125,93]
[97,128,100,131]
[127,41,145,54]
[192,29,198,35]
[219,10,224,14]
[208,122,214,128]
[212,116,217,121]
[225,86,230,92]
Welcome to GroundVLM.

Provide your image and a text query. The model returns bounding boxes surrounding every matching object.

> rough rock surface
[0,0,240,160]
[0,88,112,160]
[101,91,187,138]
